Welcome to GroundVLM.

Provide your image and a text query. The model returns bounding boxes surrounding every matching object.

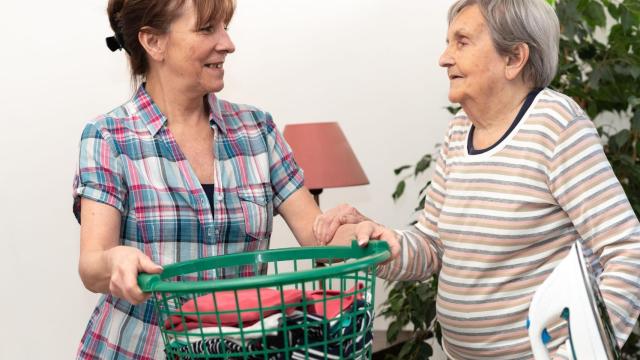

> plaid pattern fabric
[73,85,304,359]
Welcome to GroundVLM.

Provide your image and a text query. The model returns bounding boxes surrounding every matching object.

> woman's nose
[439,47,453,68]
[218,29,236,54]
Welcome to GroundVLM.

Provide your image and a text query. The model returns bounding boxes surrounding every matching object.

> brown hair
[107,0,235,82]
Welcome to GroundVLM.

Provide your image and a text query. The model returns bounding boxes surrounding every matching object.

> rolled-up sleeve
[73,122,126,222]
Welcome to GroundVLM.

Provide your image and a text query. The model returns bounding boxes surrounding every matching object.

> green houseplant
[381,0,640,358]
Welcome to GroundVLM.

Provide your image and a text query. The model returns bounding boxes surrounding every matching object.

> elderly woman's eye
[199,25,214,33]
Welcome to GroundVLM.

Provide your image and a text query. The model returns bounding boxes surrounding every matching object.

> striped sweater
[377,89,640,359]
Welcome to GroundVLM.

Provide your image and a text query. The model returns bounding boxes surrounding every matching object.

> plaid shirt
[73,85,303,359]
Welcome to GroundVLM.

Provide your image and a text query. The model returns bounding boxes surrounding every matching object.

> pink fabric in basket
[305,283,364,319]
[165,288,303,331]
[164,283,364,331]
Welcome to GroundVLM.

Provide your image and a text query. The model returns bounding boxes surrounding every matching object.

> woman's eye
[199,25,214,33]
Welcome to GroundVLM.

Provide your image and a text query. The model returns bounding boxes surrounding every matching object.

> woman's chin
[448,92,461,104]
[202,82,224,94]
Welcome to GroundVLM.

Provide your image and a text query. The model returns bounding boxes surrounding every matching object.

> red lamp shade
[283,122,369,191]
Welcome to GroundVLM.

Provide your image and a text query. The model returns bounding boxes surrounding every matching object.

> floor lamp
[283,122,369,207]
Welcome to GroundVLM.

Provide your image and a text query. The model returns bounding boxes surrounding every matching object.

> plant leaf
[414,155,432,176]
[605,1,621,18]
[392,180,406,201]
[446,105,461,115]
[416,340,434,359]
[414,195,426,212]
[632,111,640,131]
[623,0,640,16]
[588,67,603,90]
[419,180,432,196]
[398,342,415,359]
[417,283,431,301]
[613,129,631,149]
[619,154,636,168]
[394,165,411,175]
[621,7,636,31]
[387,320,402,343]
[586,1,607,27]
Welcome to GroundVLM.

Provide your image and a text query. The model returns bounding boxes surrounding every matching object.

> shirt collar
[205,92,228,135]
[131,85,228,137]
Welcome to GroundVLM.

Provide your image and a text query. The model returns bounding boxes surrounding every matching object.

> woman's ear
[505,42,530,81]
[138,27,167,63]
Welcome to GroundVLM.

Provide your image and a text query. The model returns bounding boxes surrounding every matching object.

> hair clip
[105,33,129,54]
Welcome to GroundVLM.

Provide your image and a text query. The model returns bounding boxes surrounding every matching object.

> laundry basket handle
[138,240,389,293]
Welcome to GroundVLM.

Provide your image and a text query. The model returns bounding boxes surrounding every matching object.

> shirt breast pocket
[237,184,273,244]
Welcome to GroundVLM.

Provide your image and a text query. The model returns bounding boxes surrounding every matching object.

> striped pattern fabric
[378,89,640,359]
[73,85,303,359]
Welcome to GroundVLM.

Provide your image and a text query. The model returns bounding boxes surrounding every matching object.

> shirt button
[200,197,207,205]
[217,192,224,201]
[207,227,213,236]
[215,229,220,235]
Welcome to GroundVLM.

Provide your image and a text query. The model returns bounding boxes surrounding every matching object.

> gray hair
[448,0,560,88]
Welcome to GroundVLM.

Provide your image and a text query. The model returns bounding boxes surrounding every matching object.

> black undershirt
[467,88,543,155]
[202,184,215,209]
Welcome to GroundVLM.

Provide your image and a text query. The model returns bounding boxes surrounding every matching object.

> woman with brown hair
[73,0,341,358]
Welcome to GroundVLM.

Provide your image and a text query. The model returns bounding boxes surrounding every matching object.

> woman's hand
[313,204,368,245]
[353,221,401,263]
[105,246,163,305]
[329,221,401,263]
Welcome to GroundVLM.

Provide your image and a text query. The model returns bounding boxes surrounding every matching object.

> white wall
[0,1,454,358]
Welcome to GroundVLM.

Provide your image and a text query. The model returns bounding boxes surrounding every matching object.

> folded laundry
[166,300,372,360]
[173,312,286,343]
[165,288,303,331]
[259,301,372,360]
[304,283,364,319]
[165,284,365,332]
[167,337,268,360]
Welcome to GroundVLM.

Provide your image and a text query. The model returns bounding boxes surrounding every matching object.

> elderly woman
[73,0,348,358]
[319,0,640,358]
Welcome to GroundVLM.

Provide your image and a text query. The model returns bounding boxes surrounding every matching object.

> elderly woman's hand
[313,204,368,245]
[352,221,401,263]
[106,246,163,305]
[327,221,401,263]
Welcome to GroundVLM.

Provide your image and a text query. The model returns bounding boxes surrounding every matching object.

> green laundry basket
[138,240,390,360]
